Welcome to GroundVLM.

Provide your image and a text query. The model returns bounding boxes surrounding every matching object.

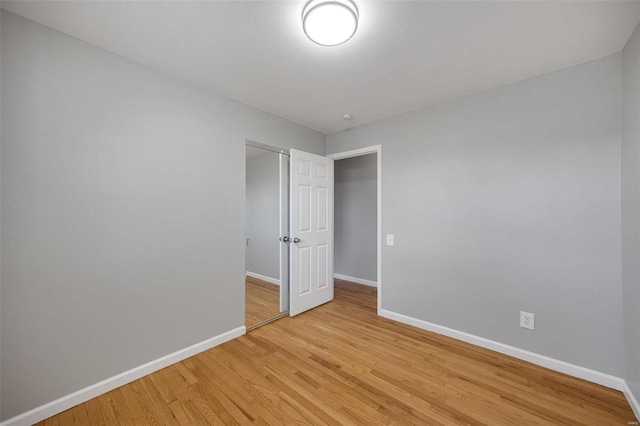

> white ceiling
[3,1,640,134]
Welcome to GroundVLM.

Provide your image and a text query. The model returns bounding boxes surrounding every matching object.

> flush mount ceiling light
[302,0,359,46]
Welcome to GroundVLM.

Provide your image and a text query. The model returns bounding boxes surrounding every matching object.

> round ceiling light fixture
[302,0,359,46]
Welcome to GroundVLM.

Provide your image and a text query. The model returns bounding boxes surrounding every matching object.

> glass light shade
[302,0,359,46]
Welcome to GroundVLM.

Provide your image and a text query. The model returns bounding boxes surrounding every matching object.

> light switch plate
[386,234,395,246]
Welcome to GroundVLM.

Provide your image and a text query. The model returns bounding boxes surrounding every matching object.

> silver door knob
[293,237,300,243]
[280,236,291,243]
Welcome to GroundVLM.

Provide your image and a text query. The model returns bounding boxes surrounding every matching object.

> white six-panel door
[289,149,334,316]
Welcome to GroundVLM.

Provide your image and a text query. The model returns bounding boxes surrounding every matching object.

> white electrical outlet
[520,311,535,330]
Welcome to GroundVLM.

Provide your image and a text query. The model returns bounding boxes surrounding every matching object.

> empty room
[2,1,640,425]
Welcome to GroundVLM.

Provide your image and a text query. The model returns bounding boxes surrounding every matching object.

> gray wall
[334,154,377,282]
[0,11,324,420]
[0,10,3,422]
[246,151,280,281]
[327,55,624,376]
[622,20,640,406]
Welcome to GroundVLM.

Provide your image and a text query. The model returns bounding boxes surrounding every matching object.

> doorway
[245,142,338,328]
[328,146,382,314]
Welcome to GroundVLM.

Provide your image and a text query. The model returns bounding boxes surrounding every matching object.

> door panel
[317,187,328,230]
[299,185,311,232]
[298,246,311,295]
[317,244,328,289]
[290,149,334,316]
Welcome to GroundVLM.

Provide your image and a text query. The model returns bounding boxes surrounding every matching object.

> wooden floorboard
[37,279,637,425]
[245,276,281,329]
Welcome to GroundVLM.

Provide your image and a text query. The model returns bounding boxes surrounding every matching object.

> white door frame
[327,145,382,315]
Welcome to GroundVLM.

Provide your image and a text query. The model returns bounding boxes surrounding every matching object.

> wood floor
[38,279,636,425]
[245,276,282,329]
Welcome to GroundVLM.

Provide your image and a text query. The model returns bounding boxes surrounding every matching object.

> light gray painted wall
[246,151,280,281]
[0,11,324,420]
[622,20,640,405]
[334,154,377,282]
[0,10,3,422]
[327,55,624,376]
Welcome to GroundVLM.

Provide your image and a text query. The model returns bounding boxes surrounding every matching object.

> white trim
[0,326,246,426]
[327,146,380,160]
[328,145,382,315]
[334,273,377,287]
[246,271,280,286]
[623,381,640,421]
[379,309,626,391]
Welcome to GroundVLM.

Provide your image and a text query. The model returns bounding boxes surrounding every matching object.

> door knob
[293,237,300,243]
[280,236,291,243]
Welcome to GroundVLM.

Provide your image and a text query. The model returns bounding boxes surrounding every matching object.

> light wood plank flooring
[246,276,282,329]
[38,279,636,425]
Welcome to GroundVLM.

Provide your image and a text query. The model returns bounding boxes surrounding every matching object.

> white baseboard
[0,326,246,426]
[623,381,640,422]
[334,273,377,287]
[379,309,625,391]
[246,271,280,286]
